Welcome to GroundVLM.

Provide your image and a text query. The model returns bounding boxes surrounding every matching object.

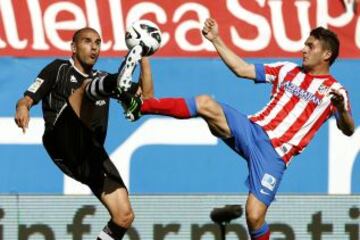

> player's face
[72,30,101,71]
[302,36,329,71]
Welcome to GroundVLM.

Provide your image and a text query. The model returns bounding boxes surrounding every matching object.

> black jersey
[24,58,110,143]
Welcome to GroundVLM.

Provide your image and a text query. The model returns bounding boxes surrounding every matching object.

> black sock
[102,74,117,93]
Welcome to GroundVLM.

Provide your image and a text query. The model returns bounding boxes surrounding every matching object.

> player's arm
[138,57,154,99]
[202,18,256,80]
[330,89,354,136]
[15,96,34,133]
[14,60,59,133]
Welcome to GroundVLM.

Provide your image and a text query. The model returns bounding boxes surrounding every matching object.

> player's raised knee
[112,209,135,228]
[195,95,216,113]
[245,208,265,230]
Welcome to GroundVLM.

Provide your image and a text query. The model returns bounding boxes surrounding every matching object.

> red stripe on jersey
[250,67,300,122]
[263,73,313,131]
[265,65,283,79]
[282,146,299,163]
[298,106,333,151]
[282,106,332,163]
[249,95,281,122]
[272,78,335,148]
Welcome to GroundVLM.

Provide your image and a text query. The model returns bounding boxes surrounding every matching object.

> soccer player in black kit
[14,27,149,240]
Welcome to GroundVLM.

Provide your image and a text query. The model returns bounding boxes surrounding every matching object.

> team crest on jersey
[318,84,329,95]
[27,78,44,93]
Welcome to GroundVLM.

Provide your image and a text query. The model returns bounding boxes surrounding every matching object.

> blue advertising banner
[0,57,359,194]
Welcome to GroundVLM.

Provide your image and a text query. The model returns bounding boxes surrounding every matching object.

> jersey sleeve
[24,60,61,105]
[254,62,289,84]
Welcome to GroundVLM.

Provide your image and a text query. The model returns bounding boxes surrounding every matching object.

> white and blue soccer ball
[125,20,162,56]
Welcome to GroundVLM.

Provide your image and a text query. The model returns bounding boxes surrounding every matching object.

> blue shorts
[220,103,286,206]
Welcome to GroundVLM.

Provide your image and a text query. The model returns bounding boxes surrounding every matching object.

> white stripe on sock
[85,82,98,101]
[98,75,106,94]
[97,230,114,240]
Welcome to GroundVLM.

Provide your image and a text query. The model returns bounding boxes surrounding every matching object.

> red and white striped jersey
[249,62,352,165]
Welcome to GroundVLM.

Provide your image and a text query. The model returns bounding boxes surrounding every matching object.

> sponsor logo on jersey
[261,173,277,191]
[27,78,44,93]
[281,81,321,105]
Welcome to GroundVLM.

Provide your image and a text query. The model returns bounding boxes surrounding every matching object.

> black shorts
[42,105,126,196]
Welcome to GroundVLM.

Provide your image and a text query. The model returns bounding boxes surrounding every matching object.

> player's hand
[329,89,346,112]
[15,105,30,133]
[135,86,142,97]
[202,18,219,42]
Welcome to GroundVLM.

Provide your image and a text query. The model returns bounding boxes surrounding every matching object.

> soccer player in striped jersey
[125,18,354,240]
[15,27,149,240]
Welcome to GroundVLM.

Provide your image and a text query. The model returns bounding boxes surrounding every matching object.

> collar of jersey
[69,58,92,78]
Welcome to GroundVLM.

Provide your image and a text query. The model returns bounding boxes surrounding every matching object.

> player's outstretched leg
[84,45,143,102]
[123,96,197,122]
[115,45,144,121]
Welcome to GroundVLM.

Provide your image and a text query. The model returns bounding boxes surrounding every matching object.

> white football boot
[117,45,143,93]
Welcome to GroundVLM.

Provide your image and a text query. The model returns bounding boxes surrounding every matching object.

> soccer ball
[125,20,162,56]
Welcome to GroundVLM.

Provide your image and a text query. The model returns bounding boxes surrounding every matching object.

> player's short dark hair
[72,27,99,43]
[310,27,339,66]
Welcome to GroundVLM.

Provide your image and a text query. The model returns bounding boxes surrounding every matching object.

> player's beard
[79,54,97,72]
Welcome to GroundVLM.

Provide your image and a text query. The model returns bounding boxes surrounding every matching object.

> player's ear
[323,49,332,62]
[71,42,76,53]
